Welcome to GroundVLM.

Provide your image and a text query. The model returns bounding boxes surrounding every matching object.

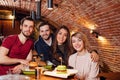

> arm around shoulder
[90,50,99,62]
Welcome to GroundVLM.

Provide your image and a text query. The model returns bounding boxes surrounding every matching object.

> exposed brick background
[42,0,120,72]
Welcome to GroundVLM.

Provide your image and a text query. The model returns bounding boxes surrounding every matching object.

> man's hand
[12,64,24,74]
[19,59,29,65]
[11,59,30,74]
[91,51,99,62]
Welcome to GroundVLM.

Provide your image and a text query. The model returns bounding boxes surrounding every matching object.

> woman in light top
[69,32,99,80]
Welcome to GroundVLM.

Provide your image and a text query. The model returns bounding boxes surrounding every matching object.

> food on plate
[29,62,38,69]
[22,69,35,75]
[44,65,53,71]
[56,65,67,74]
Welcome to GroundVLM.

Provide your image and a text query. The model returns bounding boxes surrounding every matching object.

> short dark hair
[20,16,35,26]
[37,21,52,31]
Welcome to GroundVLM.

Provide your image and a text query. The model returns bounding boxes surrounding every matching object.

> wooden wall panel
[0,20,20,37]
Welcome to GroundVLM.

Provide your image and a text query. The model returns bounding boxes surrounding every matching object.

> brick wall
[42,0,120,72]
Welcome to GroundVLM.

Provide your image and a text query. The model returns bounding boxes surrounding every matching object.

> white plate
[43,69,78,78]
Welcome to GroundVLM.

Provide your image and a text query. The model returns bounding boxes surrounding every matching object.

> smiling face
[56,28,68,45]
[20,20,34,37]
[71,32,90,52]
[39,25,51,40]
[72,36,84,52]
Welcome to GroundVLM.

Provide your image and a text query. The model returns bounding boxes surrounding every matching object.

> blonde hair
[71,32,90,50]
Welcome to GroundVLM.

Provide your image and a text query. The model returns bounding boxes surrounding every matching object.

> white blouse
[69,51,99,80]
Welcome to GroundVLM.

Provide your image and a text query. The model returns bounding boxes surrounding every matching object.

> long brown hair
[52,25,72,60]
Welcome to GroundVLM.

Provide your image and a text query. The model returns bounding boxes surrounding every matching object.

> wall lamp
[90,30,100,38]
[47,0,53,10]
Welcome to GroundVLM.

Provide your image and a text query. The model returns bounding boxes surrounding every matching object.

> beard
[45,35,51,40]
[22,31,31,38]
[42,34,51,40]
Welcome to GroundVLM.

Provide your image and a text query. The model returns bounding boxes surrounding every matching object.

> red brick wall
[42,0,120,72]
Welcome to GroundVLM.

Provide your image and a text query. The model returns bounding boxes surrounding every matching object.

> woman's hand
[91,51,99,62]
[74,74,85,80]
[74,75,80,80]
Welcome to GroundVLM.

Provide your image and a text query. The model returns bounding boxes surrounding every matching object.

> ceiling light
[47,0,53,10]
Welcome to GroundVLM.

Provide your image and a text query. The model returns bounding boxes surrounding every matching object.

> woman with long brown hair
[51,25,72,66]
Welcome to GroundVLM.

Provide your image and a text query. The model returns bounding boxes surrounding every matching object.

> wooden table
[27,74,74,80]
[98,72,120,80]
[28,74,63,80]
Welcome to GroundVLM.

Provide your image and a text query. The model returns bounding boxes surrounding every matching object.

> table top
[24,68,75,80]
[28,74,66,80]
[0,74,66,80]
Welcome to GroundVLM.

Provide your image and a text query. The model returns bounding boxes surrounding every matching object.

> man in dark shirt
[34,22,54,63]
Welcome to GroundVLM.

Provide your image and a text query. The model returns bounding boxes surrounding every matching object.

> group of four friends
[0,16,99,80]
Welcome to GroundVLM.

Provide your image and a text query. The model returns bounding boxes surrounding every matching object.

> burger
[56,65,67,74]
[29,62,38,69]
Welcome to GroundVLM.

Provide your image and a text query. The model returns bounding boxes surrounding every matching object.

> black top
[50,44,68,66]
